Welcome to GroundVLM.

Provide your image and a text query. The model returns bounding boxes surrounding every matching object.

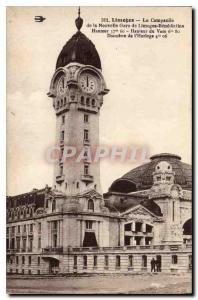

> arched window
[52,200,56,212]
[61,99,63,107]
[88,199,94,212]
[64,97,67,105]
[92,99,95,106]
[81,96,84,105]
[86,98,90,106]
[57,101,60,109]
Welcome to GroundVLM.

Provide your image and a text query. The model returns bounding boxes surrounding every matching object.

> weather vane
[75,6,83,31]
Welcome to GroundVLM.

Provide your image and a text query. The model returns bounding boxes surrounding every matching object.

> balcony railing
[42,246,63,254]
[81,174,94,183]
[71,244,192,253]
[7,249,17,254]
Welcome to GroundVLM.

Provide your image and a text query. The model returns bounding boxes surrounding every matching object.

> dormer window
[52,200,56,212]
[88,199,94,212]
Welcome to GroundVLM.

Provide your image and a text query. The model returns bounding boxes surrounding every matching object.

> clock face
[57,75,67,96]
[79,74,97,94]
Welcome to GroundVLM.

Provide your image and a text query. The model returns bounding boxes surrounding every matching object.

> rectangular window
[23,238,26,250]
[84,129,89,141]
[38,237,41,250]
[172,255,178,264]
[84,114,89,123]
[12,226,15,234]
[30,224,33,232]
[62,115,65,124]
[28,270,31,275]
[104,255,109,268]
[74,255,77,268]
[116,255,121,268]
[24,225,26,232]
[84,164,89,175]
[38,257,40,266]
[22,256,25,265]
[86,220,93,229]
[28,256,31,266]
[129,255,133,267]
[16,256,19,265]
[37,270,40,275]
[38,223,41,234]
[16,238,20,250]
[189,255,192,269]
[142,255,147,268]
[16,269,18,274]
[83,255,87,269]
[29,238,33,251]
[6,227,9,235]
[94,256,97,267]
[17,225,20,233]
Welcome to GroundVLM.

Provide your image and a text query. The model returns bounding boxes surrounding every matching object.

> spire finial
[75,6,83,31]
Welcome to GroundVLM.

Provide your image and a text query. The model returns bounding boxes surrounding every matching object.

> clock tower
[48,9,109,196]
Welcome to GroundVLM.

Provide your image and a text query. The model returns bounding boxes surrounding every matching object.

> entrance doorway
[49,258,59,274]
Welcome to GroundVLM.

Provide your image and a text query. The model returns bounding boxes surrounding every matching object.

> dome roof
[109,153,192,193]
[56,31,101,69]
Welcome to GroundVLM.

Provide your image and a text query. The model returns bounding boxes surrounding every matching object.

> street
[7,273,192,294]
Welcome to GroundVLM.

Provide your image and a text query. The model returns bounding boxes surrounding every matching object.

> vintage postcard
[6,6,192,294]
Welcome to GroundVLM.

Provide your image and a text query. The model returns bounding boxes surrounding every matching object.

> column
[120,221,125,246]
[98,221,100,246]
[131,221,136,232]
[99,221,103,246]
[81,220,85,246]
[130,236,135,246]
[77,220,81,247]
[142,223,146,233]
[59,220,63,247]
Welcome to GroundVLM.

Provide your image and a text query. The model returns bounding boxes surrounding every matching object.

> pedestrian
[151,258,155,272]
[156,259,161,272]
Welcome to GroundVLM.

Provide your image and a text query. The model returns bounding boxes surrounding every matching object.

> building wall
[7,245,192,275]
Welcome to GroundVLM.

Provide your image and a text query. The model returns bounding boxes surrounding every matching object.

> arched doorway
[183,219,192,244]
[43,257,60,274]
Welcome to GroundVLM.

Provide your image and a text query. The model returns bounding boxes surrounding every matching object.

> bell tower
[48,9,109,196]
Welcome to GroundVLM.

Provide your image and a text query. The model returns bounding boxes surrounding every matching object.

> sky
[7,6,191,195]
